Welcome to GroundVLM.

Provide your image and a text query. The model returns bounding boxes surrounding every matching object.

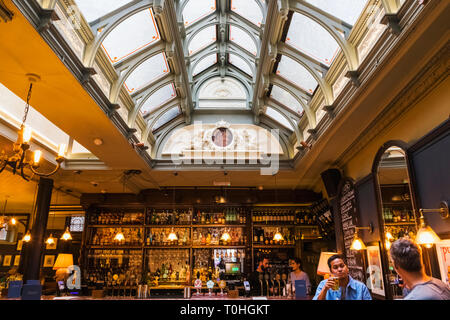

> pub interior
[0,0,449,302]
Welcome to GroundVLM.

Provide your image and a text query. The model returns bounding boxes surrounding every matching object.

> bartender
[248,256,270,296]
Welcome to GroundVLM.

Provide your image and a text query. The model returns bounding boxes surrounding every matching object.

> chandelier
[0,75,65,181]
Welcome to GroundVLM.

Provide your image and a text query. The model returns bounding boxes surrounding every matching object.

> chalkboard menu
[338,178,365,282]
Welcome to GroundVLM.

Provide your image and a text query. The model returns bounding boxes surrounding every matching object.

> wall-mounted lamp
[416,201,448,248]
[350,223,373,251]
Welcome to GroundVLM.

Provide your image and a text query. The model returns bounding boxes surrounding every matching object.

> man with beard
[249,256,271,296]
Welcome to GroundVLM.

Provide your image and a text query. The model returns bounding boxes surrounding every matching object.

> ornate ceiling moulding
[0,0,14,23]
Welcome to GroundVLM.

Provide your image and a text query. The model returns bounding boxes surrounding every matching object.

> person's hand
[323,277,338,291]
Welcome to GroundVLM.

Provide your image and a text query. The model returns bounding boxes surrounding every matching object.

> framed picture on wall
[13,255,20,266]
[16,240,23,251]
[435,240,450,285]
[366,244,385,297]
[43,255,55,268]
[46,238,57,250]
[3,255,12,267]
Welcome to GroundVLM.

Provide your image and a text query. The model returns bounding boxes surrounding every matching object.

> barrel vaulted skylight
[64,0,379,159]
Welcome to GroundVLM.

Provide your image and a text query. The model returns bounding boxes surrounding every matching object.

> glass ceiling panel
[72,140,91,154]
[286,12,340,66]
[188,25,217,55]
[152,106,181,131]
[231,0,263,26]
[182,0,216,27]
[229,54,252,76]
[305,0,368,25]
[229,26,257,56]
[74,0,133,23]
[101,9,160,64]
[124,53,170,94]
[193,54,217,76]
[270,85,304,115]
[266,107,294,131]
[140,83,177,116]
[276,55,318,94]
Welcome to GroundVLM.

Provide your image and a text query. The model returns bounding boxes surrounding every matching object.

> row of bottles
[91,228,143,246]
[146,228,190,246]
[90,212,145,225]
[385,225,417,242]
[192,208,247,225]
[311,200,334,239]
[252,208,296,224]
[295,209,317,225]
[147,209,192,225]
[85,249,143,288]
[192,227,246,246]
[382,207,416,223]
[253,227,296,246]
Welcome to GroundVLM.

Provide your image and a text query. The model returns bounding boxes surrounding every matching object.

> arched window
[198,77,247,109]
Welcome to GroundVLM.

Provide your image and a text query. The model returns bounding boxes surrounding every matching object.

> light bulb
[23,126,32,143]
[61,227,72,241]
[273,230,284,242]
[114,230,124,242]
[416,216,441,248]
[416,226,440,248]
[385,231,394,241]
[58,144,66,157]
[350,235,366,250]
[23,230,31,242]
[221,232,231,242]
[168,229,178,241]
[34,150,42,164]
[10,217,17,225]
[46,234,55,245]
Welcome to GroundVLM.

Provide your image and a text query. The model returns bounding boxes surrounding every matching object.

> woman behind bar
[288,258,311,295]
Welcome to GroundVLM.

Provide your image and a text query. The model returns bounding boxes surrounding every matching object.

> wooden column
[22,178,53,282]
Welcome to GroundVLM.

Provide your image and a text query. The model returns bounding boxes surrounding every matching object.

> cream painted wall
[343,76,450,182]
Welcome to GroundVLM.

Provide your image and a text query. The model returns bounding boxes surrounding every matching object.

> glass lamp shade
[114,231,125,242]
[350,235,366,250]
[61,227,72,241]
[220,232,231,242]
[416,225,441,248]
[23,230,32,242]
[273,231,284,242]
[46,234,55,245]
[317,252,338,276]
[168,229,178,241]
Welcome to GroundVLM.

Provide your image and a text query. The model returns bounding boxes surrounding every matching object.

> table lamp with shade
[53,254,73,295]
[317,252,338,279]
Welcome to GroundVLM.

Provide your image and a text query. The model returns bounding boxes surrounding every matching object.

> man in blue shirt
[313,254,372,300]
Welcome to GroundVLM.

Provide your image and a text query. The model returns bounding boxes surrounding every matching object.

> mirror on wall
[376,145,417,299]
